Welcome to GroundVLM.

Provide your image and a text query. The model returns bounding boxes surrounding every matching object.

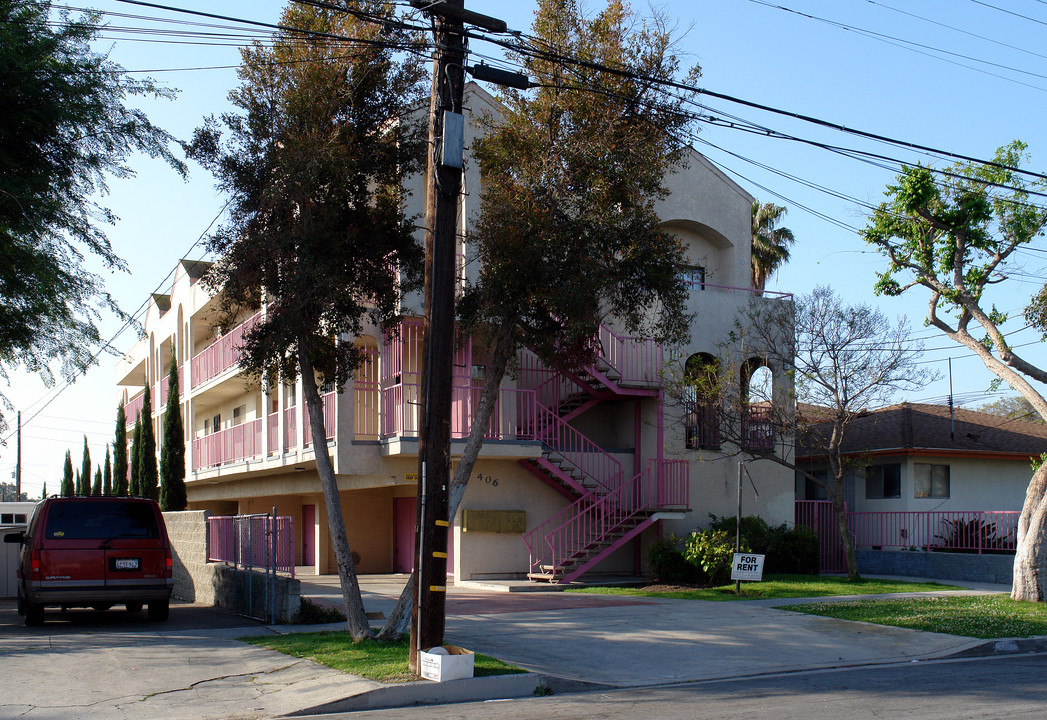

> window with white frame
[914,463,950,498]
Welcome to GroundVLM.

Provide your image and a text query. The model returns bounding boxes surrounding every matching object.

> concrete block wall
[163,510,212,603]
[162,509,301,622]
[855,549,1013,585]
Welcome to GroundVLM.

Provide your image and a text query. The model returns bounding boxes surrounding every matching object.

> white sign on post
[731,553,765,581]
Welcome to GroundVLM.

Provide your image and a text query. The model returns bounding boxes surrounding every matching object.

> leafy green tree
[114,403,128,495]
[751,201,796,291]
[160,356,186,510]
[138,384,158,501]
[378,0,698,638]
[0,1,185,434]
[863,140,1047,601]
[79,435,91,496]
[103,445,113,496]
[186,1,426,641]
[129,414,142,497]
[976,395,1044,424]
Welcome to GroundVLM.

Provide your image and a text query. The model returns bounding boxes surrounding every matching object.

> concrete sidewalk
[0,575,1021,719]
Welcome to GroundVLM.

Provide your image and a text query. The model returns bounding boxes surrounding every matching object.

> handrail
[534,401,623,492]
[524,459,688,579]
[686,280,793,301]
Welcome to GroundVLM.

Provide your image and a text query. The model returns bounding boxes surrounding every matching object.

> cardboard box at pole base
[420,645,475,682]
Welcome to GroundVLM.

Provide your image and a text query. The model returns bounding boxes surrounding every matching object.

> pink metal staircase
[520,326,690,583]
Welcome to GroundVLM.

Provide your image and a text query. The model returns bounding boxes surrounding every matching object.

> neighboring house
[795,402,1047,514]
[115,84,795,584]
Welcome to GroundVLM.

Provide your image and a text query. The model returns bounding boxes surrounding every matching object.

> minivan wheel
[24,601,44,626]
[147,600,169,622]
[126,602,143,613]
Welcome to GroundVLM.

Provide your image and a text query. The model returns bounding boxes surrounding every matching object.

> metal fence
[207,513,296,576]
[848,510,1019,554]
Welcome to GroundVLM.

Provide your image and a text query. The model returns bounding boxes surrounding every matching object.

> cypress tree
[103,446,113,496]
[160,356,186,511]
[130,414,142,497]
[79,435,91,495]
[41,481,47,499]
[61,452,74,497]
[114,403,128,495]
[139,383,159,501]
[91,467,102,496]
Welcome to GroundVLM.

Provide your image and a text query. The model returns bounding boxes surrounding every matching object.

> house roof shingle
[796,402,1047,459]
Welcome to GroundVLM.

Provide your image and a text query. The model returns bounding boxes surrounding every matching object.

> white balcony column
[295,375,305,455]
[262,384,271,457]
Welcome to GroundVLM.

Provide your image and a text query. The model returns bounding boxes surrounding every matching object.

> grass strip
[565,574,963,601]
[780,594,1047,639]
[241,632,526,683]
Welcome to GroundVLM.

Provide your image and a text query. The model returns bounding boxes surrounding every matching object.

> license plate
[114,558,140,571]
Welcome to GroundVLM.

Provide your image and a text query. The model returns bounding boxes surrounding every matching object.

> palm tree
[751,201,796,291]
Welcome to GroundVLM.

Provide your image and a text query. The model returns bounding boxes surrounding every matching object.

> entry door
[302,504,316,567]
[393,497,455,576]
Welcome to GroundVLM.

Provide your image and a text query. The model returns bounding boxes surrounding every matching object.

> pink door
[393,498,415,573]
[302,504,315,567]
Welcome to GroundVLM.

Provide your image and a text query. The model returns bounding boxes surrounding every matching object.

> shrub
[647,535,700,584]
[294,597,346,624]
[684,529,743,586]
[709,514,819,575]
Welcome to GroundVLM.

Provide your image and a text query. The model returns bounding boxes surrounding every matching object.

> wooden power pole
[410,0,467,673]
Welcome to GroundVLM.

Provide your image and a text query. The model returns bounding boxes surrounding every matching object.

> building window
[471,364,486,382]
[914,463,950,498]
[684,265,706,290]
[866,463,901,499]
[803,470,828,500]
[232,405,245,426]
[212,413,221,434]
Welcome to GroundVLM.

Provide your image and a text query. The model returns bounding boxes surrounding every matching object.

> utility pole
[407,0,522,675]
[16,411,21,501]
[410,0,467,674]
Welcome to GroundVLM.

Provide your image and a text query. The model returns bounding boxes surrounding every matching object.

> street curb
[947,637,1047,658]
[283,672,553,715]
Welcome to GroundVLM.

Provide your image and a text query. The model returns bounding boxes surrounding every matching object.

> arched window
[740,357,774,453]
[684,353,720,450]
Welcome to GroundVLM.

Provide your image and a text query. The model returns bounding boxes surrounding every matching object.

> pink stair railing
[533,401,623,492]
[523,459,689,583]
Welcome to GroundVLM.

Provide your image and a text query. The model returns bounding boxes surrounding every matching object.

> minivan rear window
[43,502,160,540]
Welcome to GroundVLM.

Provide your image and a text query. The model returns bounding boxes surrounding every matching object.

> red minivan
[4,497,174,625]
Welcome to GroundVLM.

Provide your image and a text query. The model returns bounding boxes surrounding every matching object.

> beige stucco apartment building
[115,85,795,583]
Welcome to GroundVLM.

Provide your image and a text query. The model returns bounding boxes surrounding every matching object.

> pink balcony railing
[686,280,793,301]
[849,510,1020,553]
[524,459,689,583]
[741,405,773,452]
[598,325,663,386]
[124,391,145,426]
[157,365,184,407]
[207,514,295,576]
[382,383,421,437]
[267,411,280,454]
[450,387,539,441]
[192,418,263,470]
[303,392,336,446]
[191,312,261,389]
[284,406,297,450]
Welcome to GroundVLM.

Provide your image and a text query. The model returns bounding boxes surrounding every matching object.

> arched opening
[684,353,720,450]
[740,357,774,453]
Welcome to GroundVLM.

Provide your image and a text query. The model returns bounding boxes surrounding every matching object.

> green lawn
[565,574,962,601]
[781,595,1047,639]
[241,632,526,683]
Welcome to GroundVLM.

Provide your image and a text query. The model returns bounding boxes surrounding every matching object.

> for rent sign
[731,553,765,581]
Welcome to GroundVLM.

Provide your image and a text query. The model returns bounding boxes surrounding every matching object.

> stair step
[527,572,561,582]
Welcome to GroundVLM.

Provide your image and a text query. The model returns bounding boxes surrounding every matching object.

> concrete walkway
[0,575,1020,719]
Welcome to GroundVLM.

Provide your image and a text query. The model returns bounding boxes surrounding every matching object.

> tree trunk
[832,487,861,581]
[1012,464,1047,601]
[376,325,515,640]
[299,350,373,641]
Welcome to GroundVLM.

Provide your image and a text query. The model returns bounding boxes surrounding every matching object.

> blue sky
[5,0,1046,497]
